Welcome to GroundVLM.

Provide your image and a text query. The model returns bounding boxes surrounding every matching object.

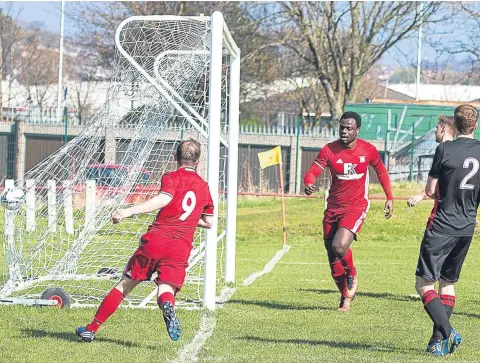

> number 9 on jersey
[180,191,196,221]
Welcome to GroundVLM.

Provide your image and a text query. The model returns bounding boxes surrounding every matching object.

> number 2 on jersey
[460,157,479,190]
[180,191,196,221]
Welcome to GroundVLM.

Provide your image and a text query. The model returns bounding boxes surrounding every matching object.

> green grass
[0,188,479,362]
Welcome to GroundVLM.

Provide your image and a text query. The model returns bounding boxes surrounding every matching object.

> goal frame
[0,11,240,311]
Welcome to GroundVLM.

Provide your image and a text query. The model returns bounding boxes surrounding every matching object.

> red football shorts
[123,231,191,290]
[323,205,369,240]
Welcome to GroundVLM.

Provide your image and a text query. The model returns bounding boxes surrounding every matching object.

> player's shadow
[229,299,337,311]
[236,336,419,354]
[454,311,480,319]
[300,288,420,303]
[21,328,158,349]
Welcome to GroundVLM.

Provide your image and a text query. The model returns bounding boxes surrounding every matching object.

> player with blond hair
[76,139,214,343]
[414,105,479,356]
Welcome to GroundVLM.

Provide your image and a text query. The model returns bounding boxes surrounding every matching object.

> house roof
[387,84,480,102]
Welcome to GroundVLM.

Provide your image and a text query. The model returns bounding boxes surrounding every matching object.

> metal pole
[225,53,240,285]
[6,74,11,122]
[279,161,287,245]
[409,123,415,181]
[63,87,68,144]
[294,116,300,193]
[57,1,65,123]
[203,11,223,311]
[415,2,423,101]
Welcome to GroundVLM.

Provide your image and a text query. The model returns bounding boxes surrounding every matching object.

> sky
[0,1,77,35]
[0,1,477,70]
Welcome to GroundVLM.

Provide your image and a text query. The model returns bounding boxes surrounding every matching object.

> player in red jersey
[304,112,393,312]
[76,139,214,343]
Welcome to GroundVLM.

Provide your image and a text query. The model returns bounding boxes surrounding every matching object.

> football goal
[0,11,240,310]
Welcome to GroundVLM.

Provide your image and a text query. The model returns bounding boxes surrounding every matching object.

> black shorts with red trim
[415,228,473,282]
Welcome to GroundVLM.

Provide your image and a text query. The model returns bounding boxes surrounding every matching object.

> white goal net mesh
[0,14,238,308]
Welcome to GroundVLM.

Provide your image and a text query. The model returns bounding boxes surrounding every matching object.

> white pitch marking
[243,244,291,286]
[278,261,406,266]
[216,286,236,305]
[172,245,290,362]
[174,312,216,363]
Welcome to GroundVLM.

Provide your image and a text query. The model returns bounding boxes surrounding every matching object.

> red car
[82,164,160,204]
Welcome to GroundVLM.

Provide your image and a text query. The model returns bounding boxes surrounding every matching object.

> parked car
[78,164,160,204]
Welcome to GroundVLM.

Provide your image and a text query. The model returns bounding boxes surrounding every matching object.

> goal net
[0,12,240,309]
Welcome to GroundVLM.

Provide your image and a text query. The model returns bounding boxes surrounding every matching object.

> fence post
[15,117,25,183]
[408,123,415,182]
[384,109,391,168]
[294,116,300,194]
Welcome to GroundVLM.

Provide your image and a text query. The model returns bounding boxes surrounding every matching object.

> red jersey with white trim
[148,167,214,243]
[312,139,382,208]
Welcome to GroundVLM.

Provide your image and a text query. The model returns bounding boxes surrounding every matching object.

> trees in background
[253,2,447,124]
[1,2,478,125]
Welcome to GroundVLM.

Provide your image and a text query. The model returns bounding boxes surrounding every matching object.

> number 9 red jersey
[148,167,214,243]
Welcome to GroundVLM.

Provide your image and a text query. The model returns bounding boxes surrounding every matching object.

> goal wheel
[40,288,71,308]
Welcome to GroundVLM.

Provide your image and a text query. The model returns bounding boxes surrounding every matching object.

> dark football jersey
[428,138,480,236]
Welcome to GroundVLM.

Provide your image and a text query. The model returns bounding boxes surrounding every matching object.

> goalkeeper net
[0,12,240,309]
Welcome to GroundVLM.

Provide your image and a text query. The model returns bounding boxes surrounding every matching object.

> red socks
[339,248,356,276]
[87,288,124,333]
[158,292,176,308]
[330,259,347,296]
[440,294,456,309]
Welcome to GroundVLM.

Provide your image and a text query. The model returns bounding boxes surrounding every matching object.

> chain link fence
[1,104,479,194]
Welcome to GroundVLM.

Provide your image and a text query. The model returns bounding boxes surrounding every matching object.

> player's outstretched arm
[197,215,213,229]
[371,159,394,218]
[407,190,426,207]
[112,193,173,224]
[424,176,438,199]
[303,148,328,195]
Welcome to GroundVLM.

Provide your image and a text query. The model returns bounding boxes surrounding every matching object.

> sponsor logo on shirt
[359,156,366,163]
[337,162,364,180]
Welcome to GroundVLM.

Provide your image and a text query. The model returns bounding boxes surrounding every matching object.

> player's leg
[155,242,190,341]
[334,207,367,299]
[331,227,357,311]
[325,239,347,297]
[157,283,181,341]
[429,280,455,347]
[332,227,358,298]
[76,238,153,342]
[323,211,348,309]
[415,229,457,355]
[76,276,142,342]
[437,235,472,354]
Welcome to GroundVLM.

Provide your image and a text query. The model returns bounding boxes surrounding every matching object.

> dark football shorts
[415,228,473,282]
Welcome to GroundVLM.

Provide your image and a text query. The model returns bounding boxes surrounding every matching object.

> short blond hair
[437,115,455,134]
[454,104,479,135]
[176,139,201,165]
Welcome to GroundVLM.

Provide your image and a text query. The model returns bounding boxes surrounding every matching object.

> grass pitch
[0,184,479,362]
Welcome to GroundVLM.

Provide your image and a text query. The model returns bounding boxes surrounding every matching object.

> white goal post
[0,12,240,311]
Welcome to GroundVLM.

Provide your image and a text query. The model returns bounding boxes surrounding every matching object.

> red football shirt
[310,139,382,208]
[148,167,214,242]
